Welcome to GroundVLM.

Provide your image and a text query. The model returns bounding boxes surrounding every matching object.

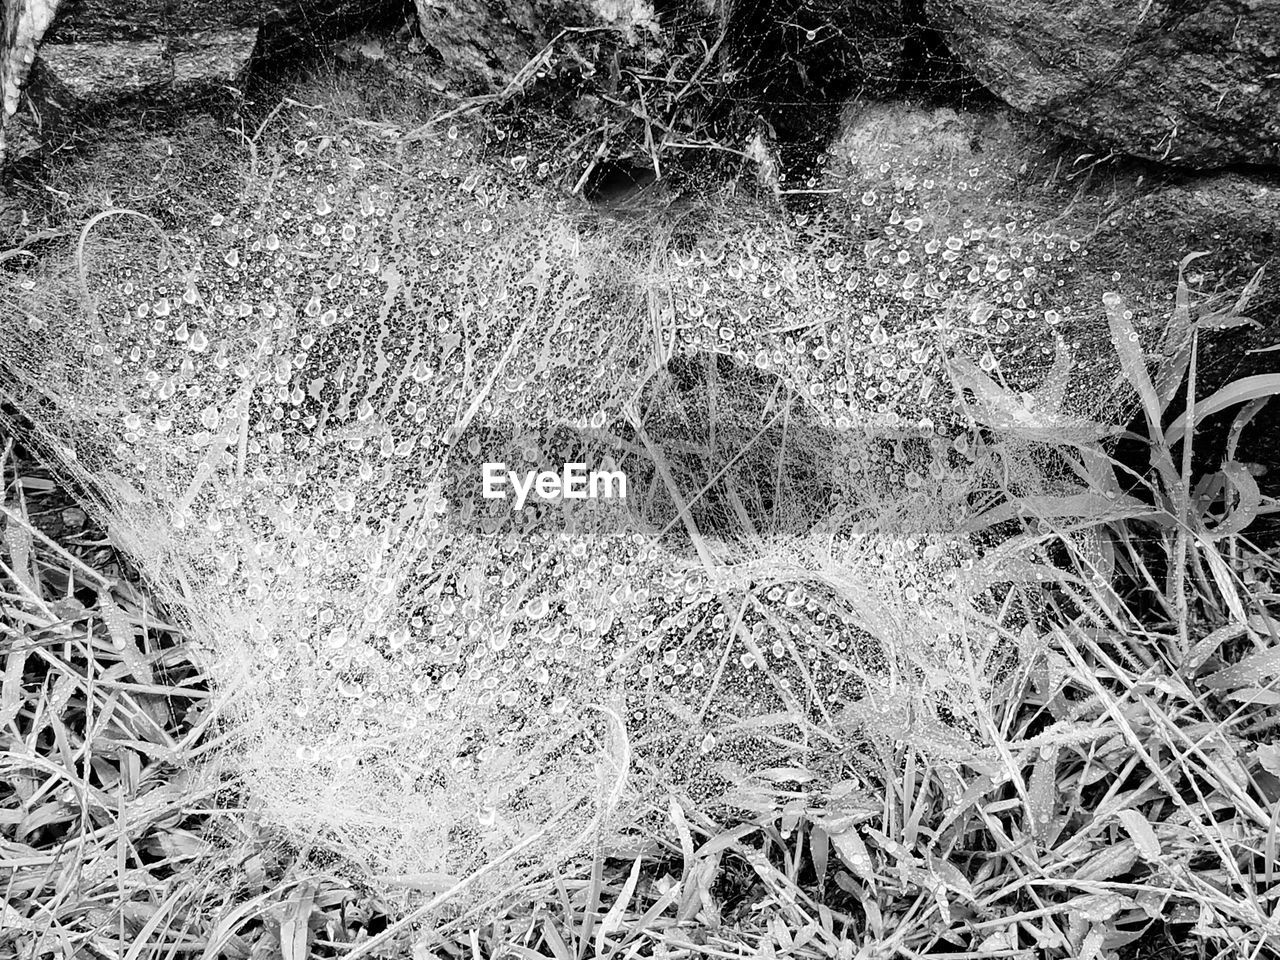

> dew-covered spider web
[0,62,1165,908]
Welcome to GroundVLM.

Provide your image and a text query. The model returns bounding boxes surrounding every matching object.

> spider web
[0,8,1161,911]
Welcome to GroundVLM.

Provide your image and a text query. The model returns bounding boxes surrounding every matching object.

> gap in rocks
[248,0,418,93]
[617,351,845,550]
[706,0,995,208]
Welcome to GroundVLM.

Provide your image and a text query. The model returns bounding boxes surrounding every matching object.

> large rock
[926,0,1280,168]
[412,0,659,88]
[37,30,257,104]
[1,0,62,158]
[41,0,392,42]
[30,0,404,112]
[825,100,1280,420]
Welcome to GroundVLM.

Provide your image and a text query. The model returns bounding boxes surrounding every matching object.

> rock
[26,0,273,115]
[1,0,62,159]
[826,100,1280,413]
[39,38,171,99]
[34,28,257,109]
[925,0,1280,168]
[15,0,411,131]
[171,29,260,87]
[42,0,391,42]
[411,0,659,88]
[12,0,649,143]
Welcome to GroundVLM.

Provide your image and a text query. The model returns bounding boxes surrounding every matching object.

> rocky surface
[2,0,660,158]
[412,0,658,88]
[37,29,258,103]
[826,99,1280,472]
[830,100,1280,277]
[29,0,403,113]
[1,0,61,158]
[926,0,1280,168]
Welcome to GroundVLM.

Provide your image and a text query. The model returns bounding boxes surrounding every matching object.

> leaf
[1152,252,1204,406]
[1074,840,1138,881]
[926,854,975,901]
[676,852,721,923]
[693,824,757,858]
[0,642,29,730]
[828,825,874,884]
[1256,744,1280,778]
[595,856,642,956]
[1068,893,1135,923]
[98,591,155,686]
[1200,461,1261,539]
[810,825,829,889]
[541,918,573,960]
[2,515,38,600]
[1163,374,1280,448]
[279,882,316,960]
[1195,264,1266,333]
[1226,688,1280,705]
[963,490,1156,534]
[1198,537,1248,625]
[1116,809,1161,860]
[382,872,461,892]
[1201,641,1280,689]
[1186,623,1247,672]
[1226,397,1269,461]
[1027,745,1059,839]
[1105,291,1163,435]
[668,797,695,879]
